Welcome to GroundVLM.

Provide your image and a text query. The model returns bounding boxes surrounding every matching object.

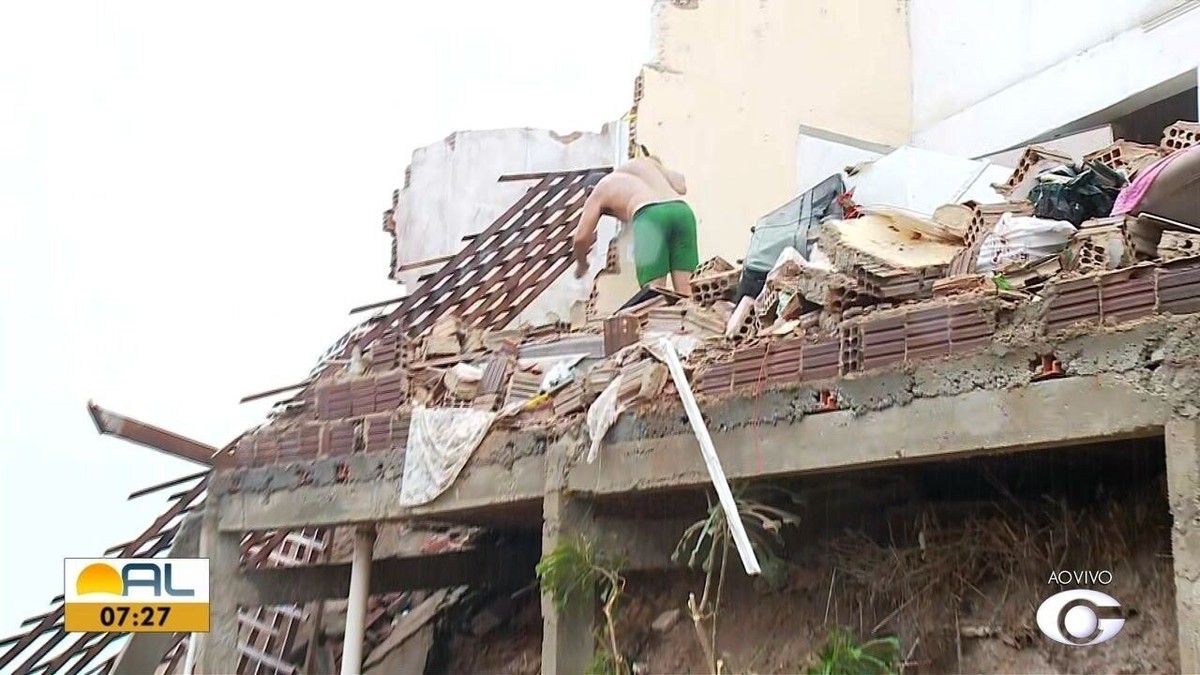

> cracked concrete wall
[634,0,912,268]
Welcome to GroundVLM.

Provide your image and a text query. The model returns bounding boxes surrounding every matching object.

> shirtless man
[572,150,699,295]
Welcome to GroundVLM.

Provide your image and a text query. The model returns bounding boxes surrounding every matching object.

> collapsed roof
[5,119,1200,673]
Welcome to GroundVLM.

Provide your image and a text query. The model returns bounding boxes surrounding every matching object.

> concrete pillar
[341,526,376,675]
[540,489,596,675]
[1166,418,1200,674]
[198,503,241,675]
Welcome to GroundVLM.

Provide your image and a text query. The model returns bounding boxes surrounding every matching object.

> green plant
[537,538,628,675]
[806,628,901,675]
[673,485,802,674]
[586,645,618,675]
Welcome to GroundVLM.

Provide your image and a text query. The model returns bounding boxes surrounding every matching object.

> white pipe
[340,526,376,675]
[658,337,761,575]
[182,634,198,674]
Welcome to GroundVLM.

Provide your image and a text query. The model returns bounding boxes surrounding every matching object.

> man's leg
[667,202,700,296]
[633,207,671,290]
[670,270,692,295]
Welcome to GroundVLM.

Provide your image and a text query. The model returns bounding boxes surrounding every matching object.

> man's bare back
[572,156,698,294]
[595,157,687,220]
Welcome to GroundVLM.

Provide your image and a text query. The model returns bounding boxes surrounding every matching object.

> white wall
[392,125,623,328]
[909,0,1180,133]
[795,129,888,195]
[911,2,1200,158]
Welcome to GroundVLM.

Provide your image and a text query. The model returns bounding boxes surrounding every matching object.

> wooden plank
[499,168,612,182]
[127,471,208,500]
[348,294,409,315]
[395,253,457,273]
[87,402,218,466]
[238,380,311,404]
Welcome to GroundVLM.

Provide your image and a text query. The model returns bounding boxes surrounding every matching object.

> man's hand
[572,228,597,277]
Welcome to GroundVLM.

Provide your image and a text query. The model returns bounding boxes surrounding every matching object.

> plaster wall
[391,126,624,327]
[909,0,1180,133]
[634,0,913,268]
[911,2,1200,157]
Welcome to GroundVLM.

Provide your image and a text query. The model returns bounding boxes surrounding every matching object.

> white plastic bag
[585,375,624,463]
[976,213,1075,273]
[539,357,580,393]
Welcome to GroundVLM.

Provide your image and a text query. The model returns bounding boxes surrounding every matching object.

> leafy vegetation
[673,485,802,674]
[537,538,628,675]
[806,628,902,675]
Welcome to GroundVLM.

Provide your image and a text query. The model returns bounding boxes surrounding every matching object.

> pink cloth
[1111,152,1180,216]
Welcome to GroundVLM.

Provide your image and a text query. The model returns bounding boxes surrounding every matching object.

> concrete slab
[217,376,1167,532]
[570,376,1167,495]
[217,453,545,532]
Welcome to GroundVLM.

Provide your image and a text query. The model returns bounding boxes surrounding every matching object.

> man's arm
[663,167,687,195]
[572,195,602,277]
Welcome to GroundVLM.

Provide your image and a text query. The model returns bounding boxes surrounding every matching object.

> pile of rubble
[230,120,1200,470]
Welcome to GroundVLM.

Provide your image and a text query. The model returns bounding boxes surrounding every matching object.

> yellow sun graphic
[76,563,123,596]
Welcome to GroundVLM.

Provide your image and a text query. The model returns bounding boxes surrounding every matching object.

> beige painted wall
[634,0,912,268]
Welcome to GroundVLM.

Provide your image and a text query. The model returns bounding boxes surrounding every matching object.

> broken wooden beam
[87,401,218,466]
[239,381,310,404]
[348,294,410,316]
[498,168,613,182]
[395,253,458,273]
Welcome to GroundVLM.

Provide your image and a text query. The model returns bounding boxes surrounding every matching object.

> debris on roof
[8,117,1200,675]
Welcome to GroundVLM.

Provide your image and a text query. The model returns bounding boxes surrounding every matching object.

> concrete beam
[232,546,540,606]
[570,376,1166,495]
[1166,417,1200,674]
[217,454,544,532]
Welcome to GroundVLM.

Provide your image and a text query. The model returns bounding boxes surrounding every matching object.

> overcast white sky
[0,0,650,647]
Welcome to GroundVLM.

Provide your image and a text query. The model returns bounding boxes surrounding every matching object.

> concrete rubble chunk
[995,145,1073,201]
[425,314,464,357]
[725,296,759,341]
[1159,231,1200,261]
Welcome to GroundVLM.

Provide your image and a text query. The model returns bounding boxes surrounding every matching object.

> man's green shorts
[632,200,699,286]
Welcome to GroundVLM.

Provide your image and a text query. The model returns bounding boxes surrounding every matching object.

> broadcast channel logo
[64,558,210,633]
[1036,589,1124,646]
